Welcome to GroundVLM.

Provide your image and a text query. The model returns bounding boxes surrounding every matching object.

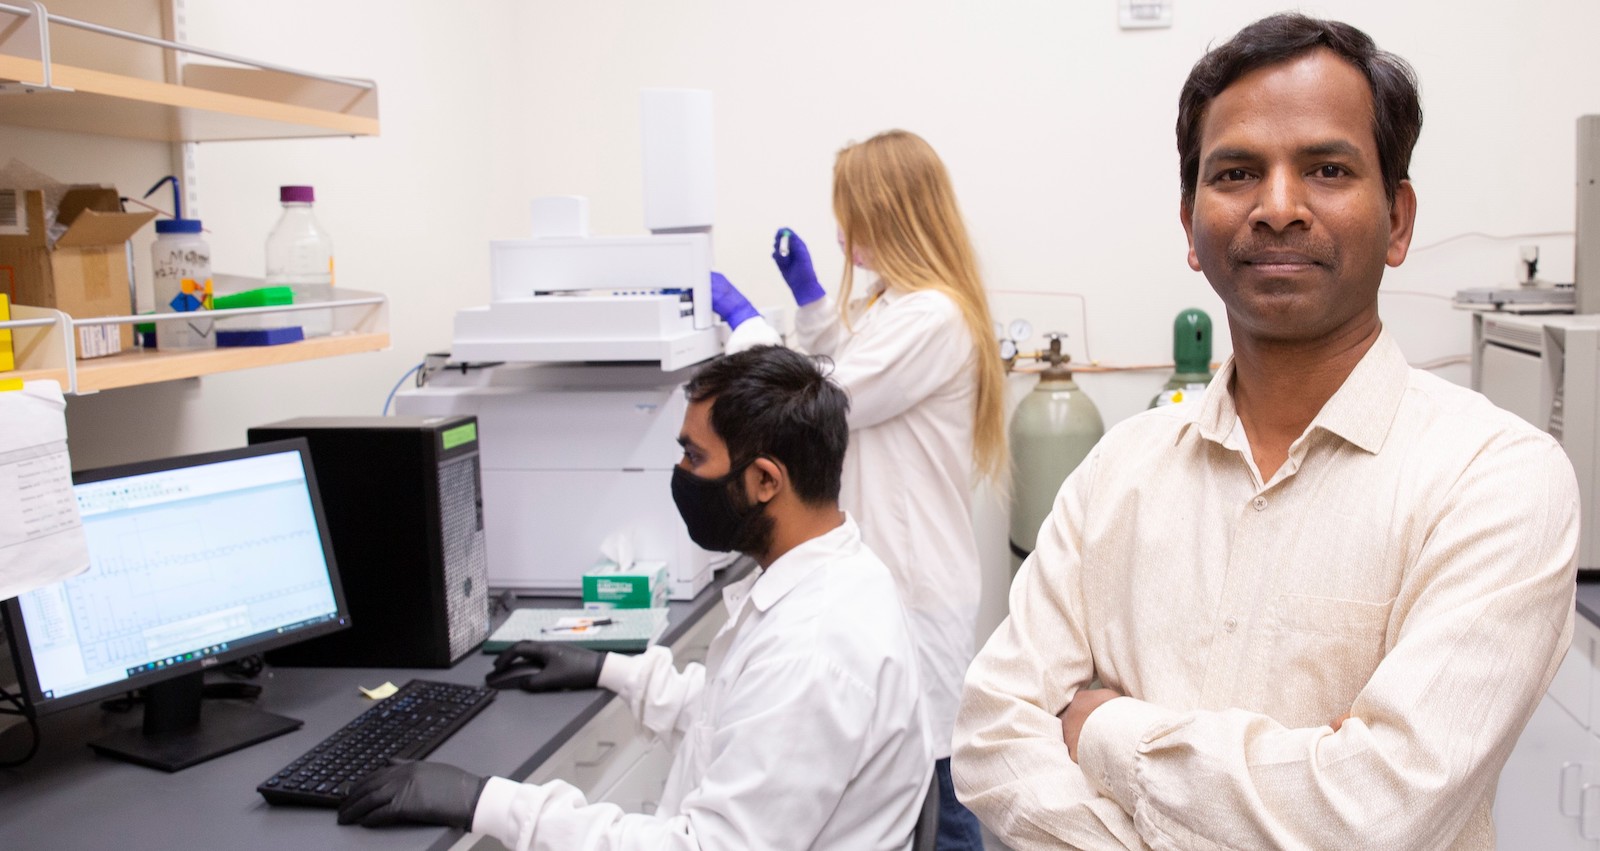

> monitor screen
[3,440,350,713]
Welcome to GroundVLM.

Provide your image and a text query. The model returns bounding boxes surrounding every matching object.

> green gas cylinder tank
[1008,334,1105,575]
[1150,308,1215,408]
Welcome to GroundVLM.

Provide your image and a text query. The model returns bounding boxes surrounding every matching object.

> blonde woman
[711,129,1005,850]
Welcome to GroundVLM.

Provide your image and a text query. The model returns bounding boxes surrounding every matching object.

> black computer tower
[247,416,490,667]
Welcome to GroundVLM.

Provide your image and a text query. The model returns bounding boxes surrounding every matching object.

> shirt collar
[747,513,861,613]
[1179,329,1410,455]
[1179,359,1240,447]
[865,279,896,309]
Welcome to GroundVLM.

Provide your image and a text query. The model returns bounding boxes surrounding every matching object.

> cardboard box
[0,188,155,359]
[582,560,669,610]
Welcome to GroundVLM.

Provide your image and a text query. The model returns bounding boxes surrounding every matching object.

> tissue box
[583,560,669,610]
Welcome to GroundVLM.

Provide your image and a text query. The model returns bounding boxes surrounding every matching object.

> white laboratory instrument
[414,89,728,599]
[450,89,720,372]
[452,232,717,371]
[1454,116,1600,315]
[393,362,716,599]
[1473,313,1600,574]
[1579,114,1600,315]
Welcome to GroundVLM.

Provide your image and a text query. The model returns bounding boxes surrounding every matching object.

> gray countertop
[0,560,752,851]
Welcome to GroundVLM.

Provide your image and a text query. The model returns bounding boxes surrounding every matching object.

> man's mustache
[1226,237,1336,268]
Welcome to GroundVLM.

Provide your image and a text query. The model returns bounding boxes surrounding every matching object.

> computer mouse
[484,663,541,690]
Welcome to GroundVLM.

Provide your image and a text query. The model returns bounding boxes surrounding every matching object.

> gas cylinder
[1008,334,1105,575]
[1150,308,1215,408]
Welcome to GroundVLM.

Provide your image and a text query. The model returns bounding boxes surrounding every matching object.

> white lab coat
[728,286,981,758]
[470,514,933,850]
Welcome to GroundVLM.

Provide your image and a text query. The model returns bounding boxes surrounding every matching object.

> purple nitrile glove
[710,272,760,330]
[771,228,826,307]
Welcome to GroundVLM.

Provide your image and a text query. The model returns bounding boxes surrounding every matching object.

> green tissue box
[583,561,669,610]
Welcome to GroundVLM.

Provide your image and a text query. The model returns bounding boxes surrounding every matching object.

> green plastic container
[213,286,295,310]
[215,286,299,336]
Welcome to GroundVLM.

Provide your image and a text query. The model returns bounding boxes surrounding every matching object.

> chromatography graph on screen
[60,478,338,676]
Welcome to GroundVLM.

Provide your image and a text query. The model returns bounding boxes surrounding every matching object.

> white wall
[22,0,1600,642]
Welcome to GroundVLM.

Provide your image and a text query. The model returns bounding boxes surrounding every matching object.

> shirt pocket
[680,720,717,789]
[662,720,718,816]
[1265,593,1395,727]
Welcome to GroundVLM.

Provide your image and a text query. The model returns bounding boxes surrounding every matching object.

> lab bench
[0,560,750,851]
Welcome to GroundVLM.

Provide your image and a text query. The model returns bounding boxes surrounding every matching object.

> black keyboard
[257,679,495,807]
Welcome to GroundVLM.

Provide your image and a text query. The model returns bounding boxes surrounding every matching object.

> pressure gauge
[1008,319,1033,342]
[993,321,1005,340]
[999,339,1019,360]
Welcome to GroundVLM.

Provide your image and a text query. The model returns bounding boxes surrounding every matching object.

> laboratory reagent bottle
[152,218,216,351]
[265,185,335,337]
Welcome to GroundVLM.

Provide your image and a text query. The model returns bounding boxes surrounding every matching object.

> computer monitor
[0,439,351,771]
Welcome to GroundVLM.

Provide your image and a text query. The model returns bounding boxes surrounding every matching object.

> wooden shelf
[3,332,391,393]
[0,2,378,143]
[4,364,69,387]
[1,303,74,389]
[1,290,392,394]
[0,55,379,142]
[0,5,389,391]
[70,331,390,392]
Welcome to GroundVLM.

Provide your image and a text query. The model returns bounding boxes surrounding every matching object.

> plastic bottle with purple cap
[143,176,215,351]
[265,185,335,337]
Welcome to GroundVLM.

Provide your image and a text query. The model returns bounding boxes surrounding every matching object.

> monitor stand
[89,671,302,772]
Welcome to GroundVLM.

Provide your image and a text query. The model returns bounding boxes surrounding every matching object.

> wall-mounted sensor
[1119,0,1173,29]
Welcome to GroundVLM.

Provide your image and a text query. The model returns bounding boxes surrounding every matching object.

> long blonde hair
[833,129,1007,480]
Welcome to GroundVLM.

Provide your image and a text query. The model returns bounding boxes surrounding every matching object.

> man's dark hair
[685,345,850,505]
[1176,13,1422,207]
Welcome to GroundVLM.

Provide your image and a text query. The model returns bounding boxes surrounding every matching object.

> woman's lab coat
[729,285,981,759]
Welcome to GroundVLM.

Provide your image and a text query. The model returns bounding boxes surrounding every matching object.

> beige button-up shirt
[953,331,1579,850]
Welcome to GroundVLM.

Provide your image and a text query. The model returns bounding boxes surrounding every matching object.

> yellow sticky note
[0,379,21,392]
[359,681,399,700]
[0,293,13,373]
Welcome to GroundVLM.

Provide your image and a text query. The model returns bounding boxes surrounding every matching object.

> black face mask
[671,462,773,554]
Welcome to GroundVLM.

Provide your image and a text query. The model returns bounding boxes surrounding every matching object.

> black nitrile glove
[337,759,488,830]
[487,640,606,692]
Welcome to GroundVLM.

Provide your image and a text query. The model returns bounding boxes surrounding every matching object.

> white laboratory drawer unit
[1497,611,1600,848]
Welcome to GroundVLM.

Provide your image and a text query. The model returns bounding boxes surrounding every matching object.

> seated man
[339,344,934,850]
